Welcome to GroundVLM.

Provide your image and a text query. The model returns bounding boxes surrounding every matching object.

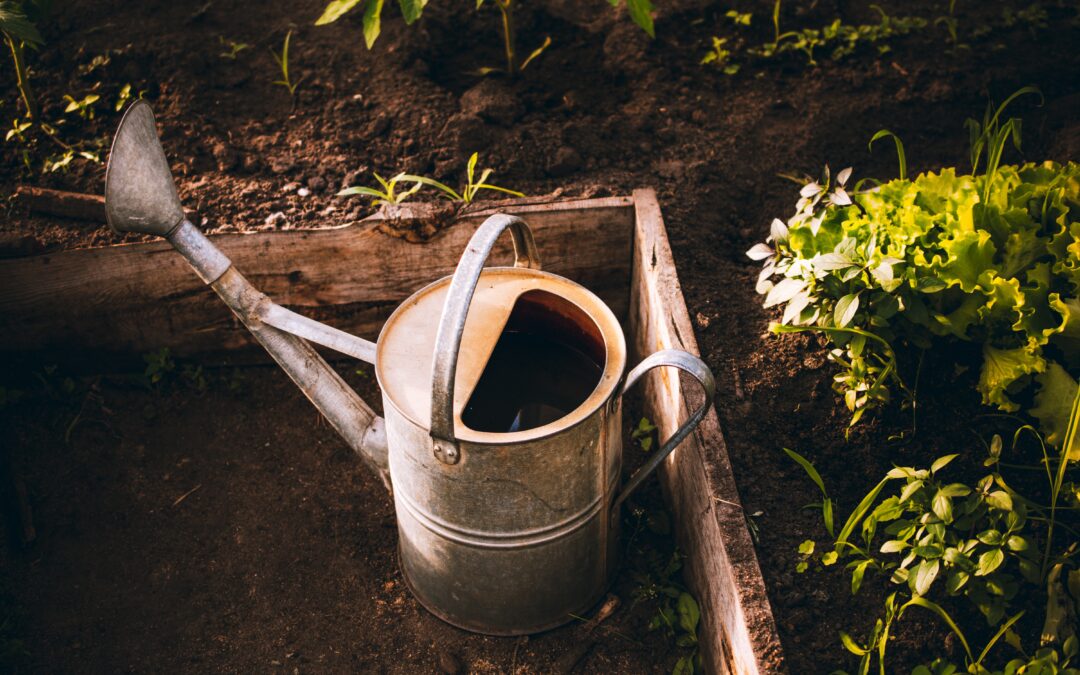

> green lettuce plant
[750,148,1080,447]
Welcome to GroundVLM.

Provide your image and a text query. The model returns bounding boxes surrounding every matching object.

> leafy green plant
[787,386,1080,672]
[0,0,44,120]
[143,347,176,387]
[315,0,654,75]
[271,29,302,96]
[632,416,658,451]
[337,171,423,206]
[700,36,739,74]
[400,152,524,204]
[965,86,1043,201]
[63,93,99,119]
[749,94,1080,444]
[725,9,751,27]
[218,35,250,59]
[629,546,702,674]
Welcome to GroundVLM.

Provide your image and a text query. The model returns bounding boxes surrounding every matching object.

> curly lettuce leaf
[978,341,1046,412]
[1030,363,1079,456]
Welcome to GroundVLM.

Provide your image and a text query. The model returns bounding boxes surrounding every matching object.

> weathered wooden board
[0,196,633,357]
[630,189,785,674]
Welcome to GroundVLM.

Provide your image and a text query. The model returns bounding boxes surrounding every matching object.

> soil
[2,0,1079,672]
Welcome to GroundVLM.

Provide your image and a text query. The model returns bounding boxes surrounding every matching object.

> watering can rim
[375,265,627,446]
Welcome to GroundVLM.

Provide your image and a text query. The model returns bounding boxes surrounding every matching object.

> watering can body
[104,102,715,635]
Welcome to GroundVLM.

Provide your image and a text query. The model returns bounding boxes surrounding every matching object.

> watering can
[104,101,715,635]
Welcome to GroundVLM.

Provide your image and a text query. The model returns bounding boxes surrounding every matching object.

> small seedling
[475,0,551,77]
[338,172,423,206]
[5,117,30,143]
[271,29,302,96]
[401,152,524,204]
[218,35,250,59]
[143,347,176,387]
[700,36,739,74]
[725,9,751,26]
[631,416,658,451]
[63,93,100,119]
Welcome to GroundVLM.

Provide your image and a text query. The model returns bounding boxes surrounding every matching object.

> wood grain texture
[629,189,785,674]
[0,197,633,357]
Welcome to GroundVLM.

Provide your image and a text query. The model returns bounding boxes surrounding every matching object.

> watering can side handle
[610,350,716,516]
[429,214,542,465]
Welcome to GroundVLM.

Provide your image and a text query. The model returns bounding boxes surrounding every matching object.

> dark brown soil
[0,364,687,673]
[2,0,1079,672]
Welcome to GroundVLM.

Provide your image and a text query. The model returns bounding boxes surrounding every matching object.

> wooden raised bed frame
[0,189,785,673]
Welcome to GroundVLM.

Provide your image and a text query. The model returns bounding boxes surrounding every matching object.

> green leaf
[913,559,940,596]
[1030,363,1079,454]
[783,448,828,497]
[397,0,426,24]
[623,0,655,37]
[837,477,892,548]
[677,592,700,636]
[840,631,870,656]
[851,559,870,594]
[362,0,385,48]
[821,550,838,566]
[932,491,953,523]
[931,454,958,474]
[985,490,1013,511]
[978,342,1046,413]
[315,0,363,25]
[975,548,1005,576]
[880,540,909,553]
[976,530,1003,546]
[0,1,44,44]
[673,655,694,675]
[834,293,860,328]
[798,539,815,555]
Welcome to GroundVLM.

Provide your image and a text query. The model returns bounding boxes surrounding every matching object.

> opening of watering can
[374,266,627,446]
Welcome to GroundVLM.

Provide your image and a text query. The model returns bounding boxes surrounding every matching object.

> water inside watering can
[462,289,605,434]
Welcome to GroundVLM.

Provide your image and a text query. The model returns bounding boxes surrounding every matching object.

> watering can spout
[105,102,390,489]
[105,101,186,237]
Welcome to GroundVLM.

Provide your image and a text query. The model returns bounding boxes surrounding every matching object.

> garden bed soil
[1,366,693,673]
[2,0,1079,671]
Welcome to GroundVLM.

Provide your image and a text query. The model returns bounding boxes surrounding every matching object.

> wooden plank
[0,196,634,358]
[629,189,785,674]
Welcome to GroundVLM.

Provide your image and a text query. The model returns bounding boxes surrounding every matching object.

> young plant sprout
[401,152,524,204]
[475,0,551,78]
[63,93,100,120]
[219,35,250,59]
[271,29,302,96]
[0,0,44,120]
[337,172,423,206]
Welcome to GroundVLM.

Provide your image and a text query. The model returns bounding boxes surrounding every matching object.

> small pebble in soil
[265,211,287,227]
[282,182,300,193]
[695,312,711,329]
[297,187,310,197]
[306,175,326,193]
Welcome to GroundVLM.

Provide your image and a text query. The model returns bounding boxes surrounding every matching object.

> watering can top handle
[610,349,716,516]
[429,213,542,465]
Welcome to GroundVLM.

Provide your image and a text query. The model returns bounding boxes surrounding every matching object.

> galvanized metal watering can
[104,101,716,635]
